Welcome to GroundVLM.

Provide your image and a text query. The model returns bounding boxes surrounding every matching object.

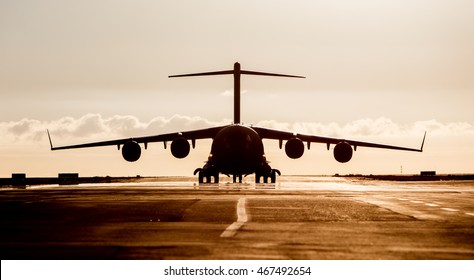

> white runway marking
[220,197,248,238]
[441,207,459,212]
[410,200,424,204]
[397,198,408,201]
[425,203,439,207]
[465,212,474,217]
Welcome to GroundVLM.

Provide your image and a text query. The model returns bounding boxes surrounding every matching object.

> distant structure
[58,173,79,185]
[11,173,26,186]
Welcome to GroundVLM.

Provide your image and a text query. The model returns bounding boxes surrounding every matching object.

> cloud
[220,89,232,97]
[220,89,248,97]
[1,114,473,146]
[0,114,230,144]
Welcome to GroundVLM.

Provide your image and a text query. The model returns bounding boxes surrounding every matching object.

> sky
[1,0,473,177]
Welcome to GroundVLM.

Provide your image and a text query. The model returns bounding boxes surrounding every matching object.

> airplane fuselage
[210,125,265,176]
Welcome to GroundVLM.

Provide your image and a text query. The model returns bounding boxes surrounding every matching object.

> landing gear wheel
[194,168,205,184]
[270,170,276,183]
[270,169,280,183]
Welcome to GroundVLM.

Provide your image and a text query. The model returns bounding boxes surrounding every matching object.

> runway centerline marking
[465,213,474,217]
[425,203,439,207]
[220,197,248,238]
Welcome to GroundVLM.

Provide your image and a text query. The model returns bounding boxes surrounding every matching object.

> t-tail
[169,62,305,124]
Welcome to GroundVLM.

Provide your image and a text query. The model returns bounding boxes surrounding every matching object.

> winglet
[47,130,54,150]
[420,131,427,152]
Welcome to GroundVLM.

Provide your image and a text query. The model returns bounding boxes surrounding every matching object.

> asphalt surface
[1,176,473,259]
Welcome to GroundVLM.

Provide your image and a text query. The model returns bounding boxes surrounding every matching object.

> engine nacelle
[334,141,353,163]
[285,137,304,159]
[171,137,190,159]
[122,141,141,162]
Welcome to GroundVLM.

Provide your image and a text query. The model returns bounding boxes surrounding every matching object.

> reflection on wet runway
[1,176,473,259]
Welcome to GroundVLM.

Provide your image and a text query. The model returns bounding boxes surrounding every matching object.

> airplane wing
[252,126,426,152]
[48,125,228,151]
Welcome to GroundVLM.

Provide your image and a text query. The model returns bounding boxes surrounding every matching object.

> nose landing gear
[232,174,243,183]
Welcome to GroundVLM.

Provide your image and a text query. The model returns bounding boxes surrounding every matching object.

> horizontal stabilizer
[169,62,305,79]
[169,70,233,78]
[241,70,305,79]
[169,69,305,79]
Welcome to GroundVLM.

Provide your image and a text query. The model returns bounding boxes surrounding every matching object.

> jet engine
[122,141,141,162]
[285,137,304,159]
[171,137,190,159]
[333,142,353,163]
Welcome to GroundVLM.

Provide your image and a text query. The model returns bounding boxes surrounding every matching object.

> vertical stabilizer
[233,62,241,124]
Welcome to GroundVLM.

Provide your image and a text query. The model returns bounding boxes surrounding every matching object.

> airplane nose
[223,132,252,155]
[211,125,265,173]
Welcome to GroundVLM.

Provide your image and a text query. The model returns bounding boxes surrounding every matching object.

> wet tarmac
[1,176,473,259]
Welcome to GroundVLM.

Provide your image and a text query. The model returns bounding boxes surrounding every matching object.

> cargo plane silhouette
[48,62,425,183]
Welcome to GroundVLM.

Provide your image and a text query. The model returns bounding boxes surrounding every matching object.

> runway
[1,176,473,259]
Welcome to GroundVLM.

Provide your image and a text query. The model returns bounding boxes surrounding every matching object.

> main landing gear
[194,169,280,184]
[194,168,219,184]
[194,168,281,184]
[193,160,281,184]
[254,159,281,184]
[255,168,280,184]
